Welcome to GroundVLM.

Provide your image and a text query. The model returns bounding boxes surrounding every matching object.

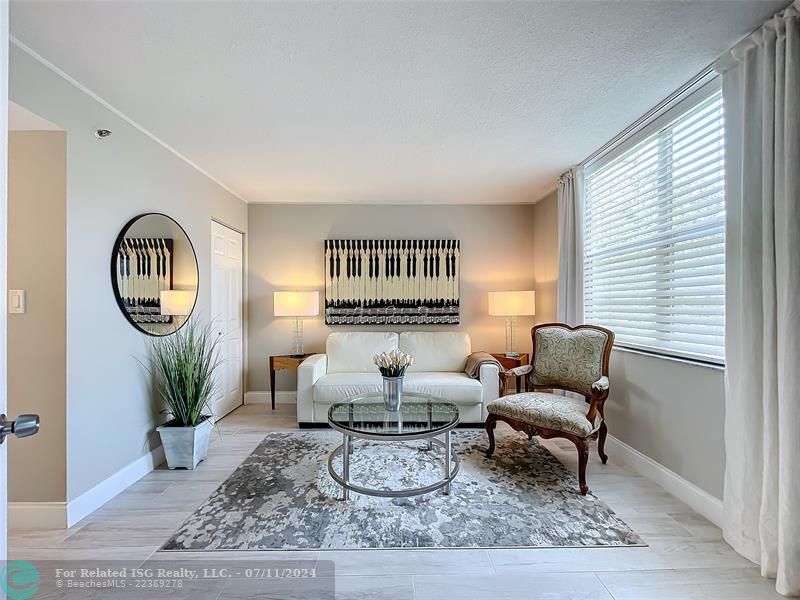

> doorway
[210,220,244,419]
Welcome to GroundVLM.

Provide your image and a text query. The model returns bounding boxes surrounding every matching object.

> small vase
[382,376,404,411]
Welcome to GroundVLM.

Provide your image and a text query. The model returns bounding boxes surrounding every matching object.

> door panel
[210,221,244,420]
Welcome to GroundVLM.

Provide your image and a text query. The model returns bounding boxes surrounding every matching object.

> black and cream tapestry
[162,430,643,551]
[324,239,460,325]
[114,238,174,324]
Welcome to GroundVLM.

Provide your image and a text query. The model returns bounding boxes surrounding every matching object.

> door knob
[0,414,40,445]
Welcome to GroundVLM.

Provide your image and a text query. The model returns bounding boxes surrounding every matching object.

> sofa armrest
[479,362,500,420]
[297,354,327,423]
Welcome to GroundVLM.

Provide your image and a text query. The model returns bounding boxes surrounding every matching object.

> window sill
[613,345,725,371]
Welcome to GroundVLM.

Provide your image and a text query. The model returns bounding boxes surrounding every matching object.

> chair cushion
[326,332,399,373]
[404,372,482,405]
[531,326,608,395]
[399,331,471,372]
[314,373,383,404]
[487,392,600,437]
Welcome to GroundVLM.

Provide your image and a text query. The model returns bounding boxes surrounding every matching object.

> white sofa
[297,331,500,425]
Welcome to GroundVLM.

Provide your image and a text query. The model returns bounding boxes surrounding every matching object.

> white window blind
[583,88,725,364]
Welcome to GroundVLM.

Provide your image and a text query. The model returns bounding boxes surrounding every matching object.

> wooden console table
[269,353,314,410]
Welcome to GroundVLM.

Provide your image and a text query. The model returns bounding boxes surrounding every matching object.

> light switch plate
[9,289,26,314]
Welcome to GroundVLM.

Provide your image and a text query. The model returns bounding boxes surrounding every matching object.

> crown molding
[10,36,247,204]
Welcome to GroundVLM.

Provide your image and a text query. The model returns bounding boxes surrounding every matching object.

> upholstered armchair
[485,323,614,495]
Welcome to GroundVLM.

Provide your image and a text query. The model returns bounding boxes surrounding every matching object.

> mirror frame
[110,212,199,337]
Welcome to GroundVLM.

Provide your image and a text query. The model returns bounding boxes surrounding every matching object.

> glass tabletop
[327,392,460,438]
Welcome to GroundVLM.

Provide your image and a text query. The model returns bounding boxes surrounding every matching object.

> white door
[1,0,9,563]
[210,221,243,420]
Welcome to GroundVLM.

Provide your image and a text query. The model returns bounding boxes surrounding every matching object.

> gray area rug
[162,430,642,550]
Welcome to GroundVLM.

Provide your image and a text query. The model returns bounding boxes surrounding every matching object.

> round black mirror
[111,213,198,336]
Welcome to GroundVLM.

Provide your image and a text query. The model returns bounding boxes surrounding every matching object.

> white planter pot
[157,417,214,470]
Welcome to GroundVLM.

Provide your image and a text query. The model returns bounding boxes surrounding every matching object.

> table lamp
[160,290,195,329]
[488,290,536,357]
[274,291,319,356]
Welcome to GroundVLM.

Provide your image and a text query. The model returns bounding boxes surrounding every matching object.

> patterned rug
[162,429,642,550]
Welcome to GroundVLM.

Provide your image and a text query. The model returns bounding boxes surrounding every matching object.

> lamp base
[292,317,305,356]
[503,317,518,357]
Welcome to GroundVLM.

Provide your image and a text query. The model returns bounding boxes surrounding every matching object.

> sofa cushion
[314,373,383,404]
[404,372,482,405]
[399,331,471,372]
[314,372,483,407]
[487,392,600,436]
[326,332,398,374]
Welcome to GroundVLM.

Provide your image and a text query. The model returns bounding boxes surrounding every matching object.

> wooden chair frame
[485,322,615,495]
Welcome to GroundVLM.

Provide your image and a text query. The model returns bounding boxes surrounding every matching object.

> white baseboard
[8,446,166,530]
[245,391,296,405]
[65,445,165,528]
[9,502,68,530]
[605,435,723,528]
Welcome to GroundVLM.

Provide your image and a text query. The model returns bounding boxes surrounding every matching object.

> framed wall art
[324,239,460,325]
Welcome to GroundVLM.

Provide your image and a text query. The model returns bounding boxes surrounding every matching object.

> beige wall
[607,351,725,498]
[7,131,67,503]
[11,46,248,501]
[247,203,536,392]
[532,190,558,324]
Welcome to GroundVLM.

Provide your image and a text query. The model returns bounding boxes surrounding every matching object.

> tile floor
[9,404,780,599]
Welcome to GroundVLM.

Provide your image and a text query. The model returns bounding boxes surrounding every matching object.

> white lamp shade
[274,291,320,317]
[488,290,536,317]
[160,290,196,316]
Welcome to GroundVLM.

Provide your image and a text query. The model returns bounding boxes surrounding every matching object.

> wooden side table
[491,353,530,395]
[269,353,314,410]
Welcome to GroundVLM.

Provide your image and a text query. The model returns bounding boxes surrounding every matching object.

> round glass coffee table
[327,392,460,500]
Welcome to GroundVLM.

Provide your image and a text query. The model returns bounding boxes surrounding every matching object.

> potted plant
[146,320,222,469]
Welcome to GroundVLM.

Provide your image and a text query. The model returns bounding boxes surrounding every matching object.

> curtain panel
[556,167,584,326]
[716,3,800,596]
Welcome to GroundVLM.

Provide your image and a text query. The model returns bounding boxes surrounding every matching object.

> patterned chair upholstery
[485,323,614,495]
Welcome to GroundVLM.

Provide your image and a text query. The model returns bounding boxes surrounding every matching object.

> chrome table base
[327,431,459,500]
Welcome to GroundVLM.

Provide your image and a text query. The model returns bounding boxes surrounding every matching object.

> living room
[0,1,798,599]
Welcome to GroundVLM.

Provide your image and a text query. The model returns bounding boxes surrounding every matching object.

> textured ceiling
[10,1,784,204]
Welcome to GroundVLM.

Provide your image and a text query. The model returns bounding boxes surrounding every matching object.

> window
[583,85,725,364]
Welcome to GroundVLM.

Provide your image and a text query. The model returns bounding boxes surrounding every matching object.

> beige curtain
[716,3,800,596]
[556,167,584,326]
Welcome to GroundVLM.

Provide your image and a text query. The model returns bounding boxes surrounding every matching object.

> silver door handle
[0,414,40,445]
